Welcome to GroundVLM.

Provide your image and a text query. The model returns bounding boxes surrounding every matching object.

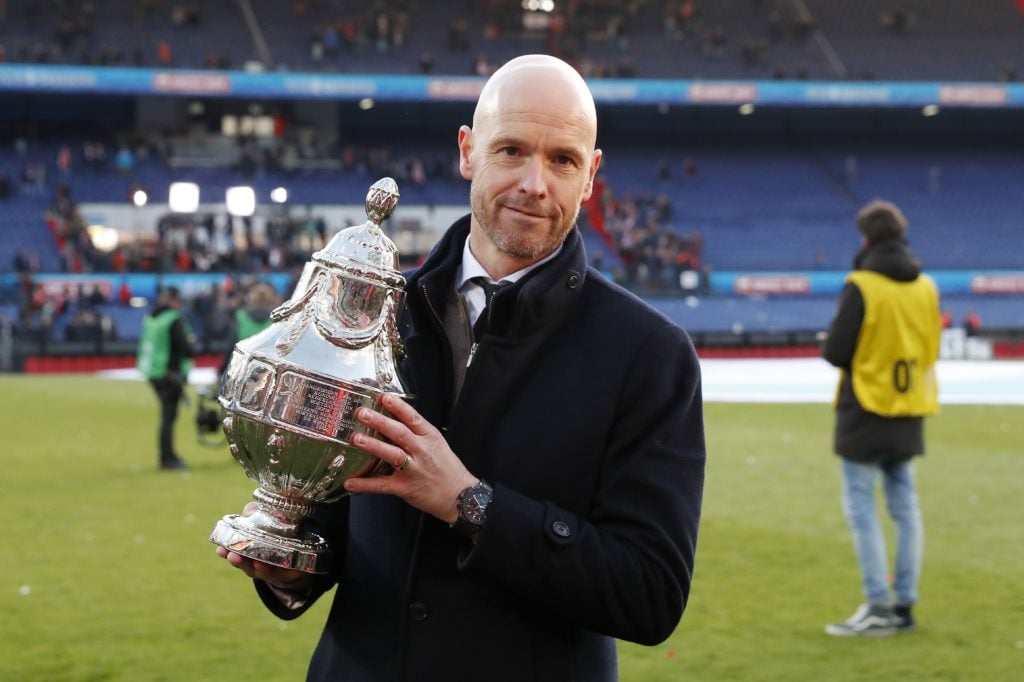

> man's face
[458,74,601,266]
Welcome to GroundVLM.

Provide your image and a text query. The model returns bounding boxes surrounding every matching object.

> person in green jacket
[137,286,195,470]
[217,281,279,378]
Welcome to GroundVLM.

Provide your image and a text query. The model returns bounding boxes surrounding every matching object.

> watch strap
[453,479,493,541]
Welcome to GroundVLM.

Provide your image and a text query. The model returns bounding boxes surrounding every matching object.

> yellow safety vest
[839,270,941,416]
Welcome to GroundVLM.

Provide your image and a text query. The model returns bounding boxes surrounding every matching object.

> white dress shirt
[456,237,562,325]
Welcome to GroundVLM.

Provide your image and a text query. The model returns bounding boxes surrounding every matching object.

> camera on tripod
[194,384,226,447]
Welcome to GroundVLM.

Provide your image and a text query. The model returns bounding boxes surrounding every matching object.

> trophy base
[210,515,330,574]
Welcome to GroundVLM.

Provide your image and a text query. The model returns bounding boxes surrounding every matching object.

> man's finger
[381,393,434,436]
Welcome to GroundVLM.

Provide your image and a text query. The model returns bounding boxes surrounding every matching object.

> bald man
[218,54,706,682]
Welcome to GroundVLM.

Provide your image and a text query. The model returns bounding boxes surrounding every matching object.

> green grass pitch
[1,375,1021,681]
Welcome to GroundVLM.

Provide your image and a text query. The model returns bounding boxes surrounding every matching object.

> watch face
[463,488,493,525]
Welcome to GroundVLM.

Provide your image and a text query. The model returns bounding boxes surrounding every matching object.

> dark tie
[471,277,506,339]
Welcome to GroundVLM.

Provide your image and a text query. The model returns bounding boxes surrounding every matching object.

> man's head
[246,282,279,309]
[160,286,183,308]
[856,199,907,245]
[458,54,602,277]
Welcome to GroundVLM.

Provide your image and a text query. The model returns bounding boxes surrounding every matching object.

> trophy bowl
[210,178,410,573]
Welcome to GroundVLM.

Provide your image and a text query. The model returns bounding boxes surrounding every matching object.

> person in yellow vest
[136,286,196,470]
[822,200,941,637]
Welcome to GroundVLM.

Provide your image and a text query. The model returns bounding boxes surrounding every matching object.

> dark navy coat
[259,217,706,682]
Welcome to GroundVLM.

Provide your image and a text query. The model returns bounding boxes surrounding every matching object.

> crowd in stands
[8,270,292,358]
[0,122,467,269]
[10,270,119,347]
[593,187,706,295]
[9,129,705,291]
[37,179,332,278]
[3,123,718,353]
[7,251,292,355]
[2,0,1013,81]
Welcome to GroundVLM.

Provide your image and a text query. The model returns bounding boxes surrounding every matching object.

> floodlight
[270,186,289,204]
[87,225,119,253]
[132,189,148,207]
[169,182,200,213]
[226,186,256,217]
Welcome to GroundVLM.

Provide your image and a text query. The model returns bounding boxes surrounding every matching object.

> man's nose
[518,156,548,197]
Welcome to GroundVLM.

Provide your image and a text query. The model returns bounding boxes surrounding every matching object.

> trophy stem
[209,487,330,573]
[251,487,313,537]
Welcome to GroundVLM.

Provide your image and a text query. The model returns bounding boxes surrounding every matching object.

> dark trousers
[150,377,184,465]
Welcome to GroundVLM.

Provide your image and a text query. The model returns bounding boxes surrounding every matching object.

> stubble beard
[470,185,578,261]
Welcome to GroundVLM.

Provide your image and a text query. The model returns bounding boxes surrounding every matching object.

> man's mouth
[504,204,546,219]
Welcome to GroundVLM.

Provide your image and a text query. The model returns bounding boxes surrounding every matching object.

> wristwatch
[453,479,494,541]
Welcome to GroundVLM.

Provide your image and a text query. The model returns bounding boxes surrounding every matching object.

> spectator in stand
[683,157,697,178]
[447,18,469,50]
[114,145,135,174]
[309,32,324,65]
[940,309,953,329]
[472,53,493,76]
[418,50,434,73]
[13,250,38,274]
[82,140,108,170]
[157,40,171,66]
[963,311,982,337]
[56,144,72,176]
[65,308,102,343]
[118,279,132,306]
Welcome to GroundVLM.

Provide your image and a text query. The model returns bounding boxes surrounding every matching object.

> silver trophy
[210,178,409,573]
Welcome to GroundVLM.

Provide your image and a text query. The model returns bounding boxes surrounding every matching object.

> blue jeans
[839,458,923,606]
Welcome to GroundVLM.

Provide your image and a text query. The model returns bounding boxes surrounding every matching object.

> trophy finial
[365,177,400,225]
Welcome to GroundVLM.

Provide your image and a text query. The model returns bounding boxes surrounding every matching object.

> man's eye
[556,155,576,166]
[500,147,520,157]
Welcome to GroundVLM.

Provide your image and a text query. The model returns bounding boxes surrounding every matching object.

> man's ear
[581,149,603,201]
[457,125,473,180]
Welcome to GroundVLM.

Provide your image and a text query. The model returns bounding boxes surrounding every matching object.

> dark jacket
[258,217,706,682]
[823,239,927,462]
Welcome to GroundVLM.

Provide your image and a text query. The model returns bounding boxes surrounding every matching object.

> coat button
[567,274,580,288]
[409,601,428,621]
[552,521,571,538]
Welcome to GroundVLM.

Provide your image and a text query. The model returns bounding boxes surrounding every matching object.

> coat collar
[853,238,922,283]
[406,215,589,340]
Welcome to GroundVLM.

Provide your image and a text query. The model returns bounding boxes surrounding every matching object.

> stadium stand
[0,1,1022,371]
[4,133,1023,272]
[0,0,1021,81]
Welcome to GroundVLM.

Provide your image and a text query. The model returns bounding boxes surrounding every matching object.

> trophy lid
[312,178,404,288]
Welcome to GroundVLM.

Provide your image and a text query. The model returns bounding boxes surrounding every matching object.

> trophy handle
[270,281,316,323]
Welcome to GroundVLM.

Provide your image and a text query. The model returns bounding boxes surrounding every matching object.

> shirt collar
[456,235,563,293]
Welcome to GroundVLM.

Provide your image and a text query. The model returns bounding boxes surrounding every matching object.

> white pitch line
[99,359,1024,406]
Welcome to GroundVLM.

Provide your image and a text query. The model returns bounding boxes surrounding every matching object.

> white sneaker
[825,603,897,637]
